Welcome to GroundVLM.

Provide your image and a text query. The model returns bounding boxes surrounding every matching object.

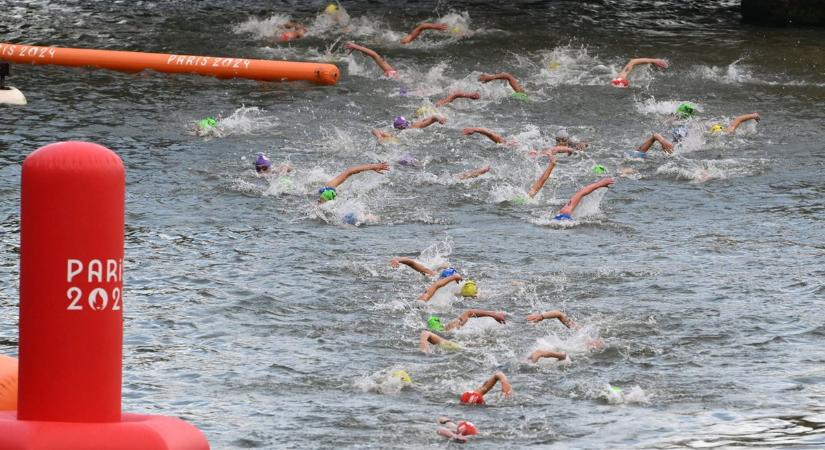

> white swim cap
[555,129,569,140]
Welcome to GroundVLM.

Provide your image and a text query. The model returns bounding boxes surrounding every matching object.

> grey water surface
[1,1,825,448]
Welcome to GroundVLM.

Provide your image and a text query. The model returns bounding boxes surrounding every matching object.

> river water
[1,1,824,448]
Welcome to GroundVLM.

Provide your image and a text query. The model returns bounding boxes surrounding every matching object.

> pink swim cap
[459,391,485,405]
[611,77,629,88]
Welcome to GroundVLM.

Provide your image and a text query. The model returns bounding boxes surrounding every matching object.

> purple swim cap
[255,153,271,172]
[393,116,410,130]
[398,151,415,166]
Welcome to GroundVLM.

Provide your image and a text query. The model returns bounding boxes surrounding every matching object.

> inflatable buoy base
[0,87,26,105]
[0,411,209,450]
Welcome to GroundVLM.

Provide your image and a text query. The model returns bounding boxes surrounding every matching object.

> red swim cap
[457,421,478,436]
[459,391,485,405]
[279,32,292,42]
[611,77,629,88]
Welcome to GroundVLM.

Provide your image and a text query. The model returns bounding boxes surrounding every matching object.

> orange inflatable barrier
[0,355,17,411]
[0,43,339,85]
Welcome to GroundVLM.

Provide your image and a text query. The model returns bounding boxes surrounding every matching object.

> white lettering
[67,259,83,282]
[67,287,83,310]
[88,288,108,310]
[166,54,177,64]
[106,259,118,282]
[88,259,102,283]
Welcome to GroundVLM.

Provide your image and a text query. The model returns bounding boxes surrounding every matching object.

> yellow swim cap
[547,60,561,70]
[461,280,478,297]
[451,26,461,34]
[391,370,411,384]
[710,123,724,133]
[325,3,338,13]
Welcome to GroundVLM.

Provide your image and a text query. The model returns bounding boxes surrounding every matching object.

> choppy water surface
[1,1,825,448]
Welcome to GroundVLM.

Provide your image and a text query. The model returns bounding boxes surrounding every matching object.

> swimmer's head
[512,195,529,205]
[398,151,415,166]
[415,106,435,118]
[511,92,528,101]
[440,267,458,279]
[457,421,478,436]
[460,391,485,405]
[391,369,411,384]
[555,128,569,144]
[451,26,462,34]
[342,212,357,225]
[460,280,478,298]
[393,116,410,130]
[325,3,338,13]
[547,60,561,70]
[198,117,217,130]
[593,164,606,175]
[398,87,408,97]
[319,186,337,202]
[610,386,623,394]
[255,153,271,173]
[709,123,724,133]
[676,102,696,119]
[427,315,445,332]
[611,77,629,88]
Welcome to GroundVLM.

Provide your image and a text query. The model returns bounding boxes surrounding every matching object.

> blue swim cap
[343,213,357,225]
[440,267,457,278]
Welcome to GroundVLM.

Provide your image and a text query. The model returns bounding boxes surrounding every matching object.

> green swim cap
[676,102,696,119]
[197,117,217,129]
[278,176,293,188]
[593,164,606,174]
[511,92,528,101]
[512,195,529,205]
[610,386,623,394]
[427,316,445,332]
[319,187,337,202]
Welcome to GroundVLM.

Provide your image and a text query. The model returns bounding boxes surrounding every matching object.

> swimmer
[478,72,525,94]
[455,164,491,180]
[526,310,576,329]
[389,256,438,277]
[435,90,481,107]
[710,112,761,133]
[611,58,668,87]
[400,22,448,44]
[371,115,447,142]
[460,371,513,405]
[552,177,615,221]
[419,273,478,301]
[254,153,293,175]
[525,149,576,198]
[461,127,514,145]
[419,330,461,353]
[345,42,397,77]
[437,417,478,443]
[279,21,307,42]
[554,129,588,151]
[318,161,390,202]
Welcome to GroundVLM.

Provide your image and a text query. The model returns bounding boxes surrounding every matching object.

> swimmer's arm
[445,309,506,331]
[372,129,393,141]
[435,91,481,107]
[478,72,525,93]
[419,274,463,301]
[420,330,448,353]
[726,112,760,132]
[345,42,395,74]
[478,371,513,396]
[527,156,557,198]
[455,165,491,180]
[389,257,436,276]
[528,146,575,158]
[652,133,674,153]
[411,115,447,129]
[528,350,568,363]
[326,162,390,188]
[462,127,505,144]
[400,22,448,44]
[526,310,576,328]
[618,58,669,78]
[559,177,615,215]
[437,427,468,443]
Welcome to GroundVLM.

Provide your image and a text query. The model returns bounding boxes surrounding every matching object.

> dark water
[1,1,825,448]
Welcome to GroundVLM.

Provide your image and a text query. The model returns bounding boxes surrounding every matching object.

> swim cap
[415,106,435,118]
[611,77,629,88]
[451,26,461,34]
[343,213,357,225]
[709,123,724,133]
[398,152,415,166]
[440,267,457,278]
[593,164,606,174]
[277,175,293,188]
[319,186,337,202]
[512,195,528,205]
[391,370,411,384]
[511,92,528,101]
[393,116,410,130]
[325,3,338,13]
[427,316,445,332]
[255,153,271,173]
[547,60,561,70]
[456,421,478,436]
[197,117,217,130]
[676,102,696,119]
[460,391,485,405]
[610,386,623,394]
[460,280,478,297]
[555,129,569,141]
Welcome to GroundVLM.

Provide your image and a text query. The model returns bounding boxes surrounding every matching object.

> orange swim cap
[459,390,485,405]
[457,421,478,436]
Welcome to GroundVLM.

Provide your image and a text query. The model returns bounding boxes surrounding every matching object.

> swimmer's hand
[389,257,401,268]
[651,59,669,69]
[344,42,364,53]
[596,177,615,188]
[489,311,507,324]
[526,313,545,324]
[371,162,390,173]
